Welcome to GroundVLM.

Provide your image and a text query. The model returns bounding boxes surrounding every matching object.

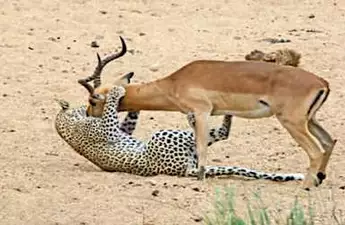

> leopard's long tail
[187,166,304,182]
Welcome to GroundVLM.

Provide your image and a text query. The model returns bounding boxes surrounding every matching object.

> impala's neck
[119,81,179,112]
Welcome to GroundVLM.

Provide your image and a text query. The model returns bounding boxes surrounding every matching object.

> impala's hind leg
[276,116,326,190]
[187,113,233,146]
[308,118,336,183]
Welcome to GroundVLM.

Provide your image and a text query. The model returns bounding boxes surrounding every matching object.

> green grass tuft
[203,186,343,225]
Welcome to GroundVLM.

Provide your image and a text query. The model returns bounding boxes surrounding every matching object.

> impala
[78,37,336,190]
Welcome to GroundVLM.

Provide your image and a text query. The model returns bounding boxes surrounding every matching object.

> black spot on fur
[285,176,294,181]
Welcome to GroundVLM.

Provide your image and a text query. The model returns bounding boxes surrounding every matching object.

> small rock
[48,37,57,42]
[192,216,203,222]
[192,187,200,192]
[308,14,315,19]
[146,180,157,186]
[28,46,34,50]
[66,46,71,50]
[2,93,8,97]
[45,152,59,156]
[149,117,154,120]
[128,181,134,185]
[139,32,146,36]
[99,10,107,14]
[261,38,291,44]
[149,63,159,72]
[74,163,80,166]
[340,186,345,190]
[212,159,222,163]
[13,188,22,192]
[305,29,322,33]
[91,41,99,48]
[131,10,142,14]
[225,155,230,159]
[128,49,135,55]
[152,190,159,196]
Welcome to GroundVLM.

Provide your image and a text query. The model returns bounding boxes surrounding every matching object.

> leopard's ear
[54,98,70,111]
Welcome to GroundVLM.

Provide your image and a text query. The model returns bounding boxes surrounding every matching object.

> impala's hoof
[317,172,326,184]
[303,173,321,190]
[197,166,206,181]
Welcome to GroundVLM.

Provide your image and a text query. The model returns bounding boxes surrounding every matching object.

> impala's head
[85,72,134,117]
[77,36,134,117]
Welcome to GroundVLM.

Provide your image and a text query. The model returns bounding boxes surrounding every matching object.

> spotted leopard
[55,86,304,181]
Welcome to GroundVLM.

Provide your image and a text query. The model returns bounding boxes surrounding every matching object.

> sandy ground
[1,0,345,224]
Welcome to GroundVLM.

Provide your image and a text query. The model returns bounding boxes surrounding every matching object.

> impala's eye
[92,94,105,100]
[92,94,100,99]
[89,99,96,106]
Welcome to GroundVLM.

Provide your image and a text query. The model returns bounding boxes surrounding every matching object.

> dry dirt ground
[1,0,345,224]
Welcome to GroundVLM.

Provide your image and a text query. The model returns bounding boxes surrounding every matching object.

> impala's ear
[123,72,134,84]
[113,72,134,86]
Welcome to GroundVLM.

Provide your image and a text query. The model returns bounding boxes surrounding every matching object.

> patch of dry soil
[0,1,344,224]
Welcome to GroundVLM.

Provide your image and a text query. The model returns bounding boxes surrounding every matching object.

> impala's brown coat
[119,61,328,114]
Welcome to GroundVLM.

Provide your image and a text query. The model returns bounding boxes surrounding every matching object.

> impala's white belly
[206,91,274,118]
[212,107,273,118]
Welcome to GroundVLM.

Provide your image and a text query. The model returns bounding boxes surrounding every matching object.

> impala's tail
[307,86,330,120]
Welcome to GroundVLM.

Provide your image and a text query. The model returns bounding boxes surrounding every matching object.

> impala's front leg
[193,111,211,180]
